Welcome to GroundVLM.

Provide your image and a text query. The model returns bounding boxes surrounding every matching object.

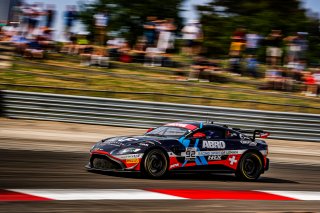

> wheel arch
[141,146,170,170]
[239,149,265,169]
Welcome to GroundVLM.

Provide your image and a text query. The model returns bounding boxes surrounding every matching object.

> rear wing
[233,128,270,140]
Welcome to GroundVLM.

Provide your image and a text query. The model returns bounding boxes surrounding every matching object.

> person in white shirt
[181,20,202,55]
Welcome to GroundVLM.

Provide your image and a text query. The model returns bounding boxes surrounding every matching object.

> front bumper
[88,154,125,170]
[86,152,143,172]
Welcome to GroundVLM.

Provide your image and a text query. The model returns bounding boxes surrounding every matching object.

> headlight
[90,145,96,152]
[117,148,141,154]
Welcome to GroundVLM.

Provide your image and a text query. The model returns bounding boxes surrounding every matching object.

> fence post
[0,90,4,117]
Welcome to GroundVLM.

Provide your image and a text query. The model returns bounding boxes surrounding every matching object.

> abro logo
[202,141,226,149]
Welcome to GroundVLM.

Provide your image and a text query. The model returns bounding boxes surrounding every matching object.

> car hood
[92,135,173,153]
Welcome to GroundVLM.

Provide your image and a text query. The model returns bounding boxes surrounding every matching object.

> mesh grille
[91,155,123,170]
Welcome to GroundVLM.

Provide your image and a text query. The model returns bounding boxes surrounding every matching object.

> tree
[197,0,320,61]
[78,0,184,46]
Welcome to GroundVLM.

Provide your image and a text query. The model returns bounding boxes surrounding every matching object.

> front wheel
[142,149,168,178]
[235,152,263,181]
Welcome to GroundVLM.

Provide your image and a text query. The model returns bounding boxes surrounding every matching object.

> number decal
[185,147,197,160]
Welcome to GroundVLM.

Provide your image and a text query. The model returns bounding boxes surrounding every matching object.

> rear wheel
[235,152,263,181]
[142,149,168,178]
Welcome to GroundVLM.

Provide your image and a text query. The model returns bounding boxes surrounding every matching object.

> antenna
[206,111,209,123]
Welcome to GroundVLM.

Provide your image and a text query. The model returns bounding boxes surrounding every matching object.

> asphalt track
[0,119,320,212]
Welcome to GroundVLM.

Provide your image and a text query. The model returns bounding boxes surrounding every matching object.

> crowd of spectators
[0,2,77,59]
[0,2,319,97]
[226,27,319,96]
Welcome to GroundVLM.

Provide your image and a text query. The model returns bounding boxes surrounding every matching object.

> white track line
[258,190,320,201]
[10,189,185,200]
[8,189,320,201]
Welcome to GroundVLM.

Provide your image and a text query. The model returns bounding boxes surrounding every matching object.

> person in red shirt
[304,72,317,96]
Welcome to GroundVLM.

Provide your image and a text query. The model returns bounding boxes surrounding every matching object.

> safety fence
[1,90,319,142]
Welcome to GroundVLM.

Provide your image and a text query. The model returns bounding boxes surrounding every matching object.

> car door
[200,126,228,161]
[184,126,228,164]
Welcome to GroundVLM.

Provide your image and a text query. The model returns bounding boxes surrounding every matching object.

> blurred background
[1,0,320,114]
[1,2,320,211]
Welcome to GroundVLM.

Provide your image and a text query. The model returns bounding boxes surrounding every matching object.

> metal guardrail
[1,90,320,142]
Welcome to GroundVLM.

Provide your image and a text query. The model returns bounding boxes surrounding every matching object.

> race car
[86,121,270,181]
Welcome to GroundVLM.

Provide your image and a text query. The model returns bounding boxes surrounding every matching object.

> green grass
[1,54,319,114]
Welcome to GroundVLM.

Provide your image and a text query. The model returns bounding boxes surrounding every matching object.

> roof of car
[165,121,230,130]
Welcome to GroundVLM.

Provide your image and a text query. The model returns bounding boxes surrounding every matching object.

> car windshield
[145,126,189,138]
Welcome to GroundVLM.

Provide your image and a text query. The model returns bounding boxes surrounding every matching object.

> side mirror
[259,132,270,139]
[193,132,206,139]
[146,128,154,133]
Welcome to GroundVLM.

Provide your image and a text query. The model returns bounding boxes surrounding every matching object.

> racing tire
[235,152,263,181]
[142,149,168,178]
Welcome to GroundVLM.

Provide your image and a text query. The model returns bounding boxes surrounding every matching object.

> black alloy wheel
[142,149,168,178]
[236,152,263,181]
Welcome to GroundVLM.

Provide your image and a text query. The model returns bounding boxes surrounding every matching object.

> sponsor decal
[116,154,143,159]
[240,140,251,144]
[228,156,238,165]
[240,140,257,146]
[182,150,246,158]
[126,158,139,164]
[249,142,257,146]
[240,134,252,145]
[202,141,226,149]
[197,150,245,156]
[231,132,238,137]
[118,137,139,142]
[169,163,180,169]
[104,138,122,146]
[108,142,121,146]
[208,155,222,161]
[225,150,240,155]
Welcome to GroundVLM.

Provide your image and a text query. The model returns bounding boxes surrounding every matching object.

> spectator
[303,72,317,97]
[229,29,246,75]
[266,30,283,66]
[19,3,30,34]
[313,70,320,96]
[27,3,43,34]
[157,19,176,53]
[245,31,261,56]
[232,27,246,43]
[93,10,108,46]
[143,16,157,47]
[11,31,28,55]
[118,41,132,63]
[24,35,44,59]
[45,4,56,28]
[181,20,202,55]
[188,56,218,82]
[64,5,77,40]
[245,55,258,78]
[229,37,245,58]
[295,32,308,61]
[144,47,162,67]
[264,66,284,90]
